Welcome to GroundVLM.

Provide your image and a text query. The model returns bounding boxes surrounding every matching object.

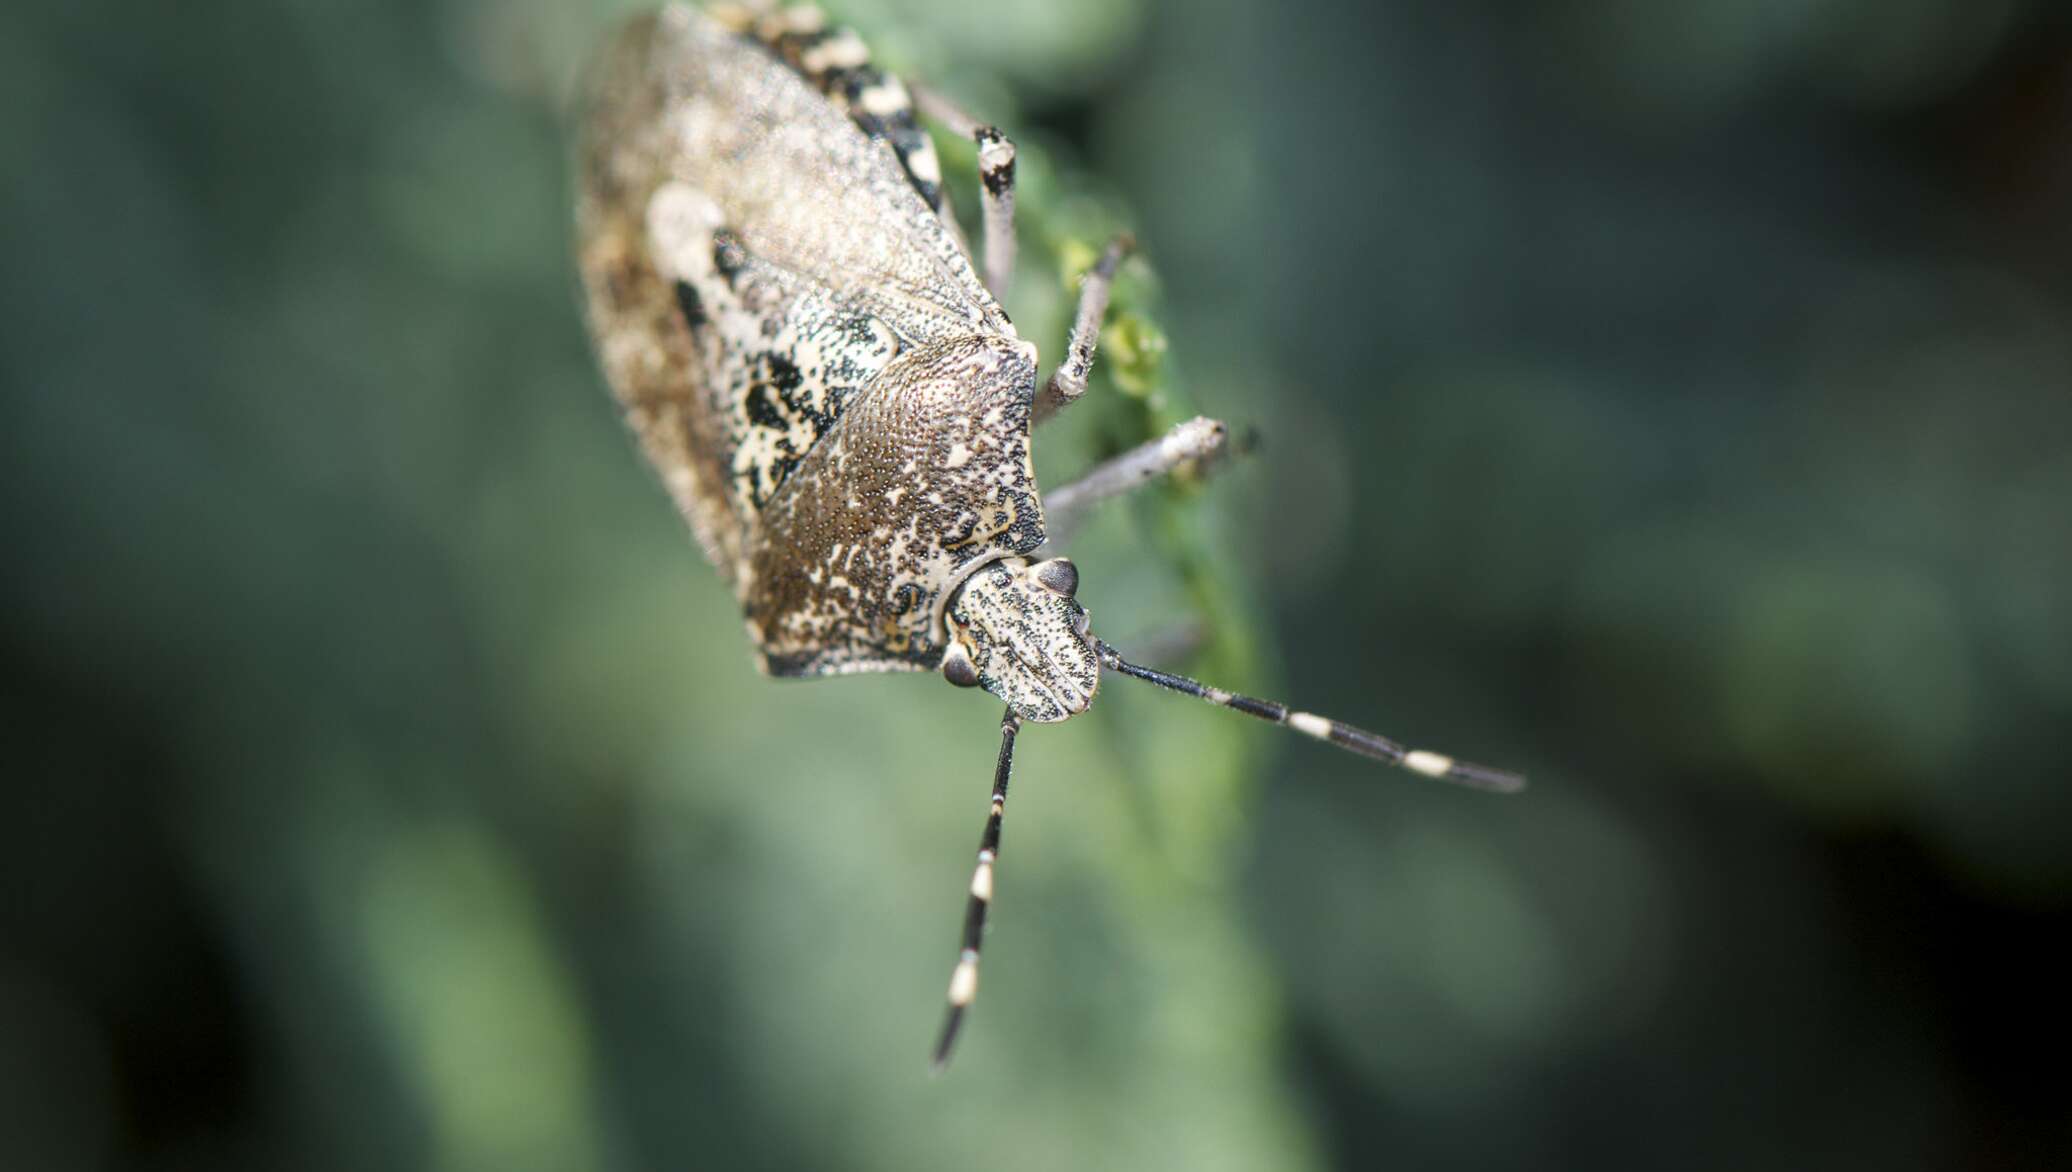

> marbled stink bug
[574,1,1524,1070]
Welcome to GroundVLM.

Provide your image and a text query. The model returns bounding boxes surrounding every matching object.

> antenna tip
[1441,760,1529,793]
[930,1006,967,1074]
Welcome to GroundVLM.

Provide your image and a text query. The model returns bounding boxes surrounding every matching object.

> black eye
[1033,558,1079,598]
[942,646,981,688]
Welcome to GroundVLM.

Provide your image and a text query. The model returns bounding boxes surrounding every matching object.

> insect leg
[930,707,1023,1071]
[972,127,1017,302]
[1034,234,1134,423]
[1041,415,1230,544]
[912,85,1019,302]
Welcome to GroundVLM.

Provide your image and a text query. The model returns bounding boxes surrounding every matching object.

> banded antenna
[931,708,1020,1071]
[930,648,1522,1072]
[1096,642,1526,792]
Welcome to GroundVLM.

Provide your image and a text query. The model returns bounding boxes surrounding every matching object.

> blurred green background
[4,0,2070,1168]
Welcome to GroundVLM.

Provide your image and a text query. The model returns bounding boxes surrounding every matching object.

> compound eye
[1033,557,1079,598]
[942,644,982,688]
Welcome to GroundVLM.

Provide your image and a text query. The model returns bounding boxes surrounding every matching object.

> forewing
[575,6,1010,583]
[586,8,1002,350]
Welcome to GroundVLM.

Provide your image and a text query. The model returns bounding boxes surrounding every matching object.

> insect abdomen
[710,3,947,212]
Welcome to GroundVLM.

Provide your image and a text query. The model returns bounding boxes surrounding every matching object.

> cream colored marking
[970,860,994,902]
[1205,687,1234,705]
[948,952,980,1006]
[821,30,869,69]
[756,8,822,39]
[944,442,974,468]
[644,182,723,284]
[1288,711,1333,740]
[1403,750,1455,778]
[828,30,870,66]
[978,135,1015,174]
[907,147,942,188]
[859,77,911,117]
[792,336,826,379]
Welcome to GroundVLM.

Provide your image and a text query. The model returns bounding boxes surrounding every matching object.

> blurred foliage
[4,0,2070,1170]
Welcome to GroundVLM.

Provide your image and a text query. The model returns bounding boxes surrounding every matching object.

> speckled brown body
[575,5,1047,677]
[574,3,1525,1073]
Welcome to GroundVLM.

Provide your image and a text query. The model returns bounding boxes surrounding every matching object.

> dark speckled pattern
[575,6,1041,680]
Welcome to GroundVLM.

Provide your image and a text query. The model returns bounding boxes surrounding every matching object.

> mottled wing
[576,6,1011,570]
[575,6,1043,676]
[711,3,949,214]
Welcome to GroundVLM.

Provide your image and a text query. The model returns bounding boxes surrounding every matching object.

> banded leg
[1041,415,1230,545]
[912,85,1019,302]
[1034,234,1134,423]
[973,127,1017,301]
[1097,642,1526,792]
[930,707,1023,1071]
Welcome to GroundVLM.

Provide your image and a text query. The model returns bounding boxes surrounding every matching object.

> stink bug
[573,1,1524,1070]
